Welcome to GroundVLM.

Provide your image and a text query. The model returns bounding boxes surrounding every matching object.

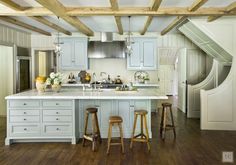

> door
[177,48,187,113]
[127,41,141,69]
[0,45,13,116]
[59,39,74,70]
[17,57,31,93]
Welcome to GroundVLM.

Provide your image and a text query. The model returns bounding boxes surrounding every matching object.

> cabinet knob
[23,118,26,121]
[24,128,27,131]
[23,112,27,114]
[56,128,60,131]
[56,112,59,114]
[23,103,27,105]
[56,118,59,120]
[56,103,59,105]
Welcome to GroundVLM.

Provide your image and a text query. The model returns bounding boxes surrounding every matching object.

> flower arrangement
[46,72,63,86]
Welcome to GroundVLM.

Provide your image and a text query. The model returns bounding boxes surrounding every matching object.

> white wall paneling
[199,17,236,130]
[0,45,14,116]
[0,24,31,48]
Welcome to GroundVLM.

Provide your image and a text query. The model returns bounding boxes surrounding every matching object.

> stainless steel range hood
[88,41,126,58]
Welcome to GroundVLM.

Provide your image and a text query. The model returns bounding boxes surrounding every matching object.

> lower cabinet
[6,99,75,145]
[78,99,151,138]
[6,99,151,145]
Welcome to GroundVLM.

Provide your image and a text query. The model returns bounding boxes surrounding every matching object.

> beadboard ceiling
[0,0,235,35]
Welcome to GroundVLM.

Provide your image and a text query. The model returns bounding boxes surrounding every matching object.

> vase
[36,82,46,93]
[51,84,61,92]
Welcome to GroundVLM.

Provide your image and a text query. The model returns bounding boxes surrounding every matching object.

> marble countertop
[5,89,167,100]
[62,83,159,87]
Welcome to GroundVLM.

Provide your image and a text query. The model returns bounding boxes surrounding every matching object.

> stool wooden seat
[82,108,101,151]
[130,110,150,151]
[107,116,124,154]
[109,116,123,123]
[160,103,176,140]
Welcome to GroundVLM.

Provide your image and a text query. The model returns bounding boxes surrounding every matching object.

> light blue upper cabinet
[127,38,157,70]
[59,38,88,71]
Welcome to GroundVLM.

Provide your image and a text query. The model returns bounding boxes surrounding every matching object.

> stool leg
[161,108,167,140]
[118,123,125,153]
[82,113,89,146]
[144,114,150,151]
[160,108,164,136]
[130,114,138,149]
[107,123,112,154]
[95,113,102,144]
[92,114,96,151]
[169,107,176,138]
[141,114,144,138]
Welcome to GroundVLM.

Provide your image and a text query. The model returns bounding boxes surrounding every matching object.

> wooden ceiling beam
[0,0,71,35]
[161,0,208,35]
[36,0,94,36]
[29,16,72,35]
[0,16,51,36]
[188,0,208,12]
[161,16,187,35]
[141,0,162,35]
[0,0,26,11]
[208,2,236,22]
[110,0,123,35]
[0,7,235,16]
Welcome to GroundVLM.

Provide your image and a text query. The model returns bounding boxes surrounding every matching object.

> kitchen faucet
[93,72,97,90]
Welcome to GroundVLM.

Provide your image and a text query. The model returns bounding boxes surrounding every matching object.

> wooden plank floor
[0,97,236,165]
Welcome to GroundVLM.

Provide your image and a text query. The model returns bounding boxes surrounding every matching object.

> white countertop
[5,89,167,100]
[62,83,159,87]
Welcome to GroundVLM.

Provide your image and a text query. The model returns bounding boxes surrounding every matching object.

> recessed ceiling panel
[121,16,147,32]
[58,0,110,7]
[12,0,42,7]
[79,16,117,32]
[119,0,150,7]
[203,0,236,7]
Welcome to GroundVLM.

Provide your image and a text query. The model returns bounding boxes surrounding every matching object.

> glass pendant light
[125,16,133,56]
[54,17,63,56]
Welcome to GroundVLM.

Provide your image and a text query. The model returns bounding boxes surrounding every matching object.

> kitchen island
[5,88,167,145]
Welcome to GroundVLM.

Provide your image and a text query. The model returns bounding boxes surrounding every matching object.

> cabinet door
[142,40,157,70]
[59,39,74,70]
[100,100,114,132]
[117,100,131,134]
[74,39,88,70]
[127,41,141,70]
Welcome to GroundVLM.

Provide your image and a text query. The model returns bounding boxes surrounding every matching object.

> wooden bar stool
[82,108,101,151]
[107,116,124,154]
[160,103,176,140]
[130,110,150,151]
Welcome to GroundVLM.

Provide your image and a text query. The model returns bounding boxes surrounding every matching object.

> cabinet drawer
[42,100,72,108]
[43,124,72,136]
[10,116,40,123]
[10,110,40,116]
[43,110,72,116]
[43,116,72,122]
[9,100,40,108]
[10,124,40,136]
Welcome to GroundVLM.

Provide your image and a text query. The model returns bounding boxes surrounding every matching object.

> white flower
[46,78,52,85]
[53,78,60,85]
[50,72,56,79]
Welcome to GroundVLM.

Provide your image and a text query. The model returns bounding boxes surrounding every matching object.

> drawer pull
[23,118,27,121]
[24,128,27,131]
[56,118,59,121]
[56,128,60,131]
[130,105,135,107]
[56,112,59,114]
[23,112,27,114]
[23,103,27,105]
